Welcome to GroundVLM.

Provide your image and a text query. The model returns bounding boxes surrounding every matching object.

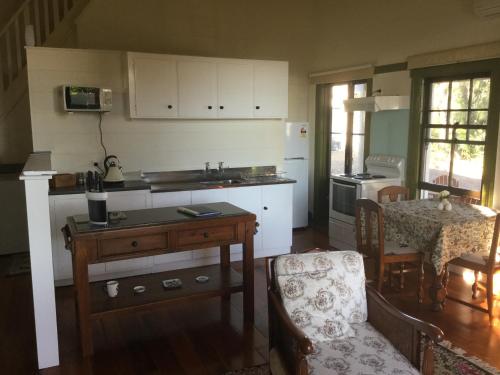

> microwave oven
[62,85,112,112]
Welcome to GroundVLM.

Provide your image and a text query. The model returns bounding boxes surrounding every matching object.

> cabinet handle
[254,221,260,235]
[208,105,212,109]
[220,106,224,110]
[203,232,209,238]
[167,105,173,109]
[131,240,138,247]
[256,106,260,110]
[263,206,268,210]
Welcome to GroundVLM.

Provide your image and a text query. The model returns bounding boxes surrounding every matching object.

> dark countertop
[69,202,253,234]
[49,176,295,195]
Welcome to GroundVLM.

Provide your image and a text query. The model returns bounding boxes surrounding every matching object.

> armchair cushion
[307,322,419,375]
[275,251,367,341]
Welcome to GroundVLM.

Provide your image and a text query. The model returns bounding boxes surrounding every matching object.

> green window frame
[407,59,500,206]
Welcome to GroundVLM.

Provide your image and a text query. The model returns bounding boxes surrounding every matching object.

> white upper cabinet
[178,60,217,118]
[253,61,288,118]
[129,55,178,118]
[127,52,288,120]
[216,62,254,118]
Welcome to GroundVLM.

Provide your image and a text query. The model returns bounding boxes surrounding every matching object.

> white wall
[27,47,285,173]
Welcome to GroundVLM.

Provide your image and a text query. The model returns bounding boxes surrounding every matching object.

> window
[330,81,368,175]
[419,75,491,200]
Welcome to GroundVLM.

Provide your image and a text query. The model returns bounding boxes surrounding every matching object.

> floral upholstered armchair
[266,250,443,375]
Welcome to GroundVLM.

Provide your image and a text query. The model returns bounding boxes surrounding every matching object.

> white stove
[329,155,405,249]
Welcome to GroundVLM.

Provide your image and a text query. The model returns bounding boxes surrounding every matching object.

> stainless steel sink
[200,179,245,185]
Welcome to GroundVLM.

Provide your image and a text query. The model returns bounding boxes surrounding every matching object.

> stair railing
[0,0,76,92]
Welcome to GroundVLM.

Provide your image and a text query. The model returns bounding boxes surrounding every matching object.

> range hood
[344,95,409,112]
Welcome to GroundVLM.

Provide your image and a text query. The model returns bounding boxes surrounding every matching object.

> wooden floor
[2,226,500,374]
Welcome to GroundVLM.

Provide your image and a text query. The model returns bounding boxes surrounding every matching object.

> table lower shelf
[90,264,243,319]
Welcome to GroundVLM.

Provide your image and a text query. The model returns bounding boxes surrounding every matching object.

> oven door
[329,179,360,224]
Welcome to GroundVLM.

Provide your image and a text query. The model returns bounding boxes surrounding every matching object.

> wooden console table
[62,202,256,357]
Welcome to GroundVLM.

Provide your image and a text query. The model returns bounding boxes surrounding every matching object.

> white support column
[20,152,59,369]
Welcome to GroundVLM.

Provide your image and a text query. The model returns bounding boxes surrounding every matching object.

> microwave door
[330,180,359,224]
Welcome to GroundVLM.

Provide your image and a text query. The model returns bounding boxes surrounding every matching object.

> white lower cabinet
[191,189,230,261]
[261,184,293,254]
[50,184,293,284]
[104,190,152,275]
[226,186,263,256]
[151,191,193,270]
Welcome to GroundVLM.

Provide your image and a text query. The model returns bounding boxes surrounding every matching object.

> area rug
[225,341,500,375]
[7,252,30,276]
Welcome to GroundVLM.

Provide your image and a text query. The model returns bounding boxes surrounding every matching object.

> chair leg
[442,264,449,307]
[417,255,424,304]
[399,262,405,290]
[377,261,385,293]
[487,273,494,324]
[388,264,393,288]
[472,271,479,299]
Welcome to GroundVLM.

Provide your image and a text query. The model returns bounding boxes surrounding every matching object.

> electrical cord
[98,112,108,159]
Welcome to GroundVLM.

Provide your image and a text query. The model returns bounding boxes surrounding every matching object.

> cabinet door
[191,189,229,260]
[105,191,153,274]
[217,62,254,118]
[226,186,262,255]
[178,60,217,118]
[261,184,293,254]
[132,57,178,118]
[51,195,105,282]
[151,191,193,269]
[253,61,288,118]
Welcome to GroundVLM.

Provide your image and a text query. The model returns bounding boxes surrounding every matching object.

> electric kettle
[103,155,124,183]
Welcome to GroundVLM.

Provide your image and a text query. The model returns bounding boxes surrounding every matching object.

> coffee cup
[106,280,119,298]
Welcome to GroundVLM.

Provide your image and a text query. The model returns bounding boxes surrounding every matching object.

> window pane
[428,128,446,140]
[471,78,490,109]
[450,80,470,109]
[449,111,467,125]
[430,82,449,110]
[423,142,451,186]
[429,111,447,124]
[331,84,349,133]
[330,134,345,175]
[353,111,365,134]
[469,111,488,125]
[452,144,484,192]
[450,128,467,141]
[331,85,348,109]
[354,83,367,98]
[468,129,486,142]
[352,135,365,174]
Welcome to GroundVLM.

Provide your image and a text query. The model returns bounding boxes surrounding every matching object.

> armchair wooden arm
[366,285,444,375]
[268,289,313,375]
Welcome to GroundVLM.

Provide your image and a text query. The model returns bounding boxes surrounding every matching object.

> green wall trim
[374,62,408,74]
[407,58,500,206]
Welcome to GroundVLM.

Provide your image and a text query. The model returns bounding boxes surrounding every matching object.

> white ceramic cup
[106,280,119,298]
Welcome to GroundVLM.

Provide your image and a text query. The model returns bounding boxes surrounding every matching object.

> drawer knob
[263,206,268,210]
[167,105,173,109]
[220,106,224,110]
[203,232,209,238]
[131,240,138,247]
[208,105,212,109]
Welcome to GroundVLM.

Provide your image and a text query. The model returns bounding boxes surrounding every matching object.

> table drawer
[177,225,237,247]
[98,233,168,260]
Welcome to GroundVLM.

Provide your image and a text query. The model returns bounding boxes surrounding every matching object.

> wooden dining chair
[446,213,500,322]
[377,185,410,203]
[378,185,411,289]
[355,198,424,302]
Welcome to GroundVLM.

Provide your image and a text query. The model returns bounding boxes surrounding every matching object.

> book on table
[177,205,222,217]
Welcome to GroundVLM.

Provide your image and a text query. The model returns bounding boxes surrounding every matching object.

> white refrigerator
[283,122,309,228]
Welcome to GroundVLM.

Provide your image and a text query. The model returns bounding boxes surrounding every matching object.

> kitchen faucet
[218,161,224,176]
[204,162,210,175]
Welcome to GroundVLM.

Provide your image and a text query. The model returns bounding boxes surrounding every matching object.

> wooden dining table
[381,199,496,311]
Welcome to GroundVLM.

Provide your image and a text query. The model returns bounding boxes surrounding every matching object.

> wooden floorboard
[1,226,500,374]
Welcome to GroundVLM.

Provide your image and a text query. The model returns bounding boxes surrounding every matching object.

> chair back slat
[355,198,385,261]
[377,186,409,203]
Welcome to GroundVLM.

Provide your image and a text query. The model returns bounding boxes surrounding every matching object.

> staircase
[0,0,89,93]
[0,0,89,163]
